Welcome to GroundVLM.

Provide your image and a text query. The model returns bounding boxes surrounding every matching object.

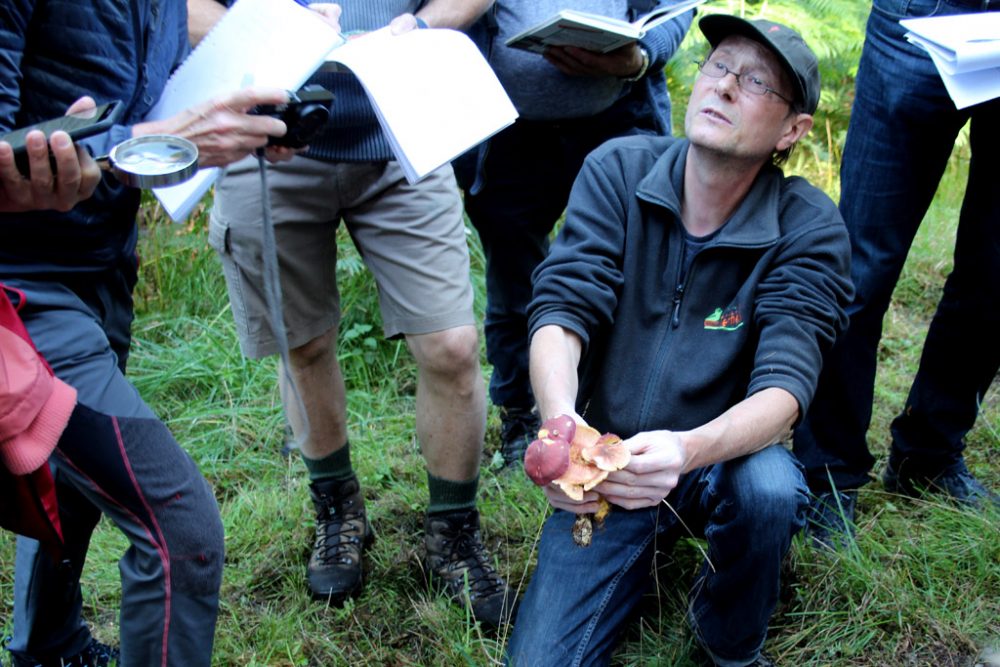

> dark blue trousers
[793,0,1000,492]
[508,446,808,667]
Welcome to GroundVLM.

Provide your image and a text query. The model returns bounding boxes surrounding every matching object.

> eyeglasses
[696,59,794,106]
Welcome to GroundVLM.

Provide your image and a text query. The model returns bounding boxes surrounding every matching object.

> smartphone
[1,100,124,176]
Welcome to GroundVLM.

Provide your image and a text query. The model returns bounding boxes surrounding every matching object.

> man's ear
[776,113,814,153]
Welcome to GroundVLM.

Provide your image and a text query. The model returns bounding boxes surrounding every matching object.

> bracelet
[622,46,650,82]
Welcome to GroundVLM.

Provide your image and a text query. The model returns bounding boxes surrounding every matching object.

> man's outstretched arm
[529,324,583,423]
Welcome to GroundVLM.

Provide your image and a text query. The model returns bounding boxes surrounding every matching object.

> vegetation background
[2,0,997,664]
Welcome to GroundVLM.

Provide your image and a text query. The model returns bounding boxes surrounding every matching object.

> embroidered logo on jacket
[704,306,744,331]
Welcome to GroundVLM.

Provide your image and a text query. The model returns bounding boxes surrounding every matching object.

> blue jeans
[457,112,659,410]
[793,0,1000,492]
[507,446,808,667]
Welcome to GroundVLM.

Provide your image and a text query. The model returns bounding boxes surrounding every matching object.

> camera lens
[296,104,330,134]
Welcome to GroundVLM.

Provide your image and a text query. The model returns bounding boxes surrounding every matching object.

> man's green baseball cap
[699,14,821,114]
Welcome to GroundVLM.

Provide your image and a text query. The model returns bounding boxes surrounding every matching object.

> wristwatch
[622,46,650,82]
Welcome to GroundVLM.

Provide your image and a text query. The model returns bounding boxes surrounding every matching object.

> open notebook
[323,27,517,184]
[147,0,343,221]
[147,0,516,221]
[506,0,705,54]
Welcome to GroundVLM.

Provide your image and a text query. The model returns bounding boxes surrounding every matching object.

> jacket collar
[635,138,784,248]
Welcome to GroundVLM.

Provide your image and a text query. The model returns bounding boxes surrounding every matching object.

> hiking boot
[8,638,119,667]
[883,459,999,509]
[423,508,516,627]
[307,475,374,605]
[804,489,857,550]
[499,405,540,468]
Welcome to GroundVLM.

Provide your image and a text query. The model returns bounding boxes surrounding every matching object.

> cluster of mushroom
[522,414,631,546]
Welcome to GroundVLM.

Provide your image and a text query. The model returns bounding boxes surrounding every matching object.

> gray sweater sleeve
[637,0,696,68]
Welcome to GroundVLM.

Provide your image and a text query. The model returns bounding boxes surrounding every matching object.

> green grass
[1,142,995,664]
[2,4,998,664]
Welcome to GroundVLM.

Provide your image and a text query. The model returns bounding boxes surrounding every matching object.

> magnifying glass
[96,135,198,188]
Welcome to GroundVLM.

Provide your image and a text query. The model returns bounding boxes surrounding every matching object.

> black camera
[253,84,334,149]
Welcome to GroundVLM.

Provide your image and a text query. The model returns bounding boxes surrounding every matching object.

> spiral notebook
[147,0,344,221]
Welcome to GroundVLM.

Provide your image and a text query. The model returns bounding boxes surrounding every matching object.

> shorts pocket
[207,212,231,255]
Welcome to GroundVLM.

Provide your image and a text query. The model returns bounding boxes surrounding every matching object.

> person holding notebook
[794,0,1000,547]
[198,0,516,628]
[455,0,695,468]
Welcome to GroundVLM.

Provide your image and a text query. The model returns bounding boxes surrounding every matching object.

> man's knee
[171,533,224,598]
[165,480,225,597]
[409,326,480,378]
[111,415,226,597]
[723,448,809,534]
[289,327,337,368]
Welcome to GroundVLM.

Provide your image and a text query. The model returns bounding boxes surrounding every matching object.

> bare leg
[406,324,486,480]
[279,326,348,459]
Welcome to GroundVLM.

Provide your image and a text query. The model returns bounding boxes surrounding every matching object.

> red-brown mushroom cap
[538,414,576,443]
[524,436,571,486]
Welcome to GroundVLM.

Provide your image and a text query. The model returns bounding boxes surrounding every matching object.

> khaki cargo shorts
[209,155,474,358]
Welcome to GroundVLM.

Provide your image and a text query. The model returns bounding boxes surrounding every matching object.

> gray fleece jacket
[528,135,854,438]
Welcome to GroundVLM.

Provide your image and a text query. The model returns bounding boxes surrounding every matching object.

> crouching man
[507,15,853,667]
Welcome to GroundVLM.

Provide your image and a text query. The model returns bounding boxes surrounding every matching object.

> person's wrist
[621,45,650,82]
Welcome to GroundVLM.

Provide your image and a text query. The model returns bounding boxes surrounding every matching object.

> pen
[291,0,311,7]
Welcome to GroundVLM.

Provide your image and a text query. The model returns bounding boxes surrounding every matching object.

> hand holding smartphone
[0,99,116,212]
[1,100,124,176]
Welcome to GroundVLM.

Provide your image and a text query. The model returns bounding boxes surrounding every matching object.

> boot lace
[435,520,506,600]
[313,497,365,566]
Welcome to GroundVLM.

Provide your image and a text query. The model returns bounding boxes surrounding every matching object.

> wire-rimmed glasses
[696,59,794,106]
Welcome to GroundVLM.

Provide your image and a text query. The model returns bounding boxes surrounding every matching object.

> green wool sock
[301,441,354,482]
[426,471,479,515]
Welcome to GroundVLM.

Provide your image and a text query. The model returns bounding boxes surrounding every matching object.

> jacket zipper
[671,282,685,328]
[636,226,686,431]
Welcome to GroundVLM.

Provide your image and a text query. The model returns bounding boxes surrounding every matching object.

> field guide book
[147,0,517,221]
[506,0,706,54]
